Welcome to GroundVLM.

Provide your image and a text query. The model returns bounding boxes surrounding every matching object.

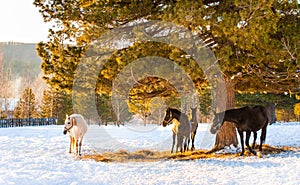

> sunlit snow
[0,122,299,185]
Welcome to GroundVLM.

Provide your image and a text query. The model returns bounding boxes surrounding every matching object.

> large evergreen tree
[34,0,300,150]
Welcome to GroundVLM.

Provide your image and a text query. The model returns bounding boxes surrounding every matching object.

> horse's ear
[212,110,216,116]
[66,114,69,119]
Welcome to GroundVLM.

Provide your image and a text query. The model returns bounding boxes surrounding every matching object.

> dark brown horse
[162,107,191,153]
[210,103,275,156]
[190,107,198,151]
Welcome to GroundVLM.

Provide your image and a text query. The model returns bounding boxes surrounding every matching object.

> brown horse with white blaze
[162,107,191,153]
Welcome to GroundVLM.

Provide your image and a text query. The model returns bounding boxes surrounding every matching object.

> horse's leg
[238,130,245,156]
[171,131,176,153]
[259,125,267,152]
[245,131,250,150]
[179,135,183,153]
[75,139,78,155]
[190,132,194,151]
[78,138,82,156]
[191,130,197,151]
[176,134,180,153]
[187,136,190,152]
[177,134,184,153]
[246,131,256,155]
[70,136,75,153]
[182,136,186,152]
[180,136,184,153]
[183,136,188,152]
[252,131,257,149]
[75,139,79,156]
[183,133,188,152]
[187,134,191,151]
[72,136,76,154]
[187,135,191,151]
[69,135,72,153]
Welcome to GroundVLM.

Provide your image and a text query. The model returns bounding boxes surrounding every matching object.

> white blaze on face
[64,115,73,130]
[65,115,71,129]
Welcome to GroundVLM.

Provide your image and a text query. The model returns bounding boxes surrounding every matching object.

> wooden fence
[0,118,57,128]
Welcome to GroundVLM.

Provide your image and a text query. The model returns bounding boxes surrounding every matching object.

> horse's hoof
[240,153,244,156]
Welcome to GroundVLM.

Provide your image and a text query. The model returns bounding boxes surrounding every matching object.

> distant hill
[0,42,42,81]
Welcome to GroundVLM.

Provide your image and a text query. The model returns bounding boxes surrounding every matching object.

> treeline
[0,87,68,124]
[3,0,300,125]
[1,86,299,125]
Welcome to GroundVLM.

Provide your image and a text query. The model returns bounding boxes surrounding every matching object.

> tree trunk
[211,77,238,152]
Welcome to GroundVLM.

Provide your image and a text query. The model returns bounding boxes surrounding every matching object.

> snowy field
[0,122,299,185]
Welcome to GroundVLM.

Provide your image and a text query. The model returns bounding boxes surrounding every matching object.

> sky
[0,0,51,43]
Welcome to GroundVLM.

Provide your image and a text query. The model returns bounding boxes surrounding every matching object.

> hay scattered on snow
[81,144,299,163]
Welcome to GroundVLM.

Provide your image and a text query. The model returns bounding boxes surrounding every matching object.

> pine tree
[39,89,53,118]
[15,87,39,118]
[13,101,22,119]
[34,0,300,150]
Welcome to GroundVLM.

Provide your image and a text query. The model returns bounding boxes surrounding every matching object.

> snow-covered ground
[0,122,299,185]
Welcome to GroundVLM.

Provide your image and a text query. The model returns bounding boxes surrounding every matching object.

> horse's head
[162,108,173,127]
[267,103,277,124]
[210,111,223,134]
[63,114,73,135]
[190,107,197,122]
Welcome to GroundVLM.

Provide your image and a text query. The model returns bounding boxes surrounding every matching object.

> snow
[0,122,299,185]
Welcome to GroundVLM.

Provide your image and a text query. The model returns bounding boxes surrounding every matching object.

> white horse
[63,114,88,156]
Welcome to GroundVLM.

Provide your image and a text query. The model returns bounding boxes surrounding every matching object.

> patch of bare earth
[81,144,299,163]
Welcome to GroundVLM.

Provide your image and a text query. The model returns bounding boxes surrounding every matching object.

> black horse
[190,107,198,151]
[162,107,191,153]
[210,103,276,156]
[250,103,277,151]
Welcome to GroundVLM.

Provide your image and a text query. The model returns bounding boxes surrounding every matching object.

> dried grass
[81,144,299,163]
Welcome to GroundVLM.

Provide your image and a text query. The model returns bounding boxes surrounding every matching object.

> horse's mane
[220,106,249,115]
[235,106,250,111]
[70,114,88,133]
[169,108,182,114]
[169,108,189,120]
